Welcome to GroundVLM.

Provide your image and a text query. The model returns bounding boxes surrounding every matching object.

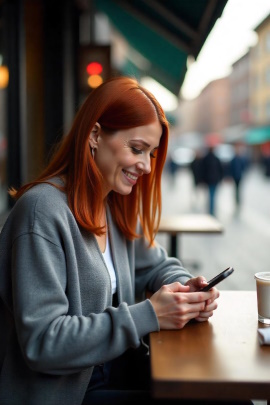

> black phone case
[201,267,234,291]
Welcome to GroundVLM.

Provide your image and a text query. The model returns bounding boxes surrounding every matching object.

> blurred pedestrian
[190,150,204,211]
[190,150,204,187]
[229,145,248,207]
[166,151,178,186]
[201,147,223,216]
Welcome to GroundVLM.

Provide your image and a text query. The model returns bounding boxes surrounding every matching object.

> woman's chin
[114,185,133,195]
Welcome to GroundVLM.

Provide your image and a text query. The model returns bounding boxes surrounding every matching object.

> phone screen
[201,267,234,291]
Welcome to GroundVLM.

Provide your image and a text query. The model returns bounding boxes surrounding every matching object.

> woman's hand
[149,281,219,330]
[185,276,220,322]
[185,275,208,292]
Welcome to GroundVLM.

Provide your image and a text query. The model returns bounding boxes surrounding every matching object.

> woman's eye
[131,147,142,155]
[131,146,157,158]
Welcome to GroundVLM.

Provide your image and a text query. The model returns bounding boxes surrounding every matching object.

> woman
[0,77,221,405]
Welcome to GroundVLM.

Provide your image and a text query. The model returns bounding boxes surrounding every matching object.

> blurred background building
[173,11,270,167]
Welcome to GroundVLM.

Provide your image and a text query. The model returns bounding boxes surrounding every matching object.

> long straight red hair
[10,77,169,245]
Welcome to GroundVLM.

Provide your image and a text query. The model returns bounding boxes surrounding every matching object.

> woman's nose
[136,154,151,174]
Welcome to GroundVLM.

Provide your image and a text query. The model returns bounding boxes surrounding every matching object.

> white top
[102,230,117,294]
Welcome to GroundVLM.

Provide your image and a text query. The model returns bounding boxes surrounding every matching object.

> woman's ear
[89,122,101,149]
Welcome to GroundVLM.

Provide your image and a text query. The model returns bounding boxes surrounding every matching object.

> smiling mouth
[122,169,139,181]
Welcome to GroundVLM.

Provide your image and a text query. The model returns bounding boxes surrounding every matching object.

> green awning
[245,127,270,144]
[94,0,228,96]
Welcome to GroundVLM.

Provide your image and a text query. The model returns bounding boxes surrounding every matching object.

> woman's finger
[195,311,214,321]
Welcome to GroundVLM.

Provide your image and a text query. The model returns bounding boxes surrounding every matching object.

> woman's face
[94,120,162,197]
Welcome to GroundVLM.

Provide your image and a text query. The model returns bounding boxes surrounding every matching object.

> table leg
[170,234,178,257]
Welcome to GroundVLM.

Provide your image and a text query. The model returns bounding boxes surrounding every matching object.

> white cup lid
[254,272,270,281]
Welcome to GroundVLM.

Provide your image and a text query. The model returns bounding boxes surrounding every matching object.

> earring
[91,148,95,159]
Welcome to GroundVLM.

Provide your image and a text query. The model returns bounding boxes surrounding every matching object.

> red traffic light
[79,45,111,94]
[86,62,103,75]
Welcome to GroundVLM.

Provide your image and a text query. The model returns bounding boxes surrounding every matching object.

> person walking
[201,146,223,216]
[190,150,204,211]
[229,145,248,208]
[190,150,204,187]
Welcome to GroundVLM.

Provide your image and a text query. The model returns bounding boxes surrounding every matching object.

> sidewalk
[156,164,270,291]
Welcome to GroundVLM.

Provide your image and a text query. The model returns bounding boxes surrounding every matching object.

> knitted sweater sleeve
[134,230,193,297]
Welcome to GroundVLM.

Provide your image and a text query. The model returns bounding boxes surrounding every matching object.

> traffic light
[78,45,111,94]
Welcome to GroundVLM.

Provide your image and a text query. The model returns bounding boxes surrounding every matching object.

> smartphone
[201,266,234,291]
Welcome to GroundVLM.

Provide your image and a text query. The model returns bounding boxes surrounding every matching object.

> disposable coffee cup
[254,272,270,324]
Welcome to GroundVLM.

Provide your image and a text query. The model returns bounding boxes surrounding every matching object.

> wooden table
[150,291,270,403]
[158,214,224,257]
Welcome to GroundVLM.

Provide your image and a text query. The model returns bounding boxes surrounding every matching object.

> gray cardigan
[0,181,192,405]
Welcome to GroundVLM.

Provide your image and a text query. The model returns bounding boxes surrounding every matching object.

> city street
[156,163,270,292]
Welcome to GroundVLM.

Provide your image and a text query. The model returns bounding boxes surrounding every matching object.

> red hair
[10,77,169,245]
